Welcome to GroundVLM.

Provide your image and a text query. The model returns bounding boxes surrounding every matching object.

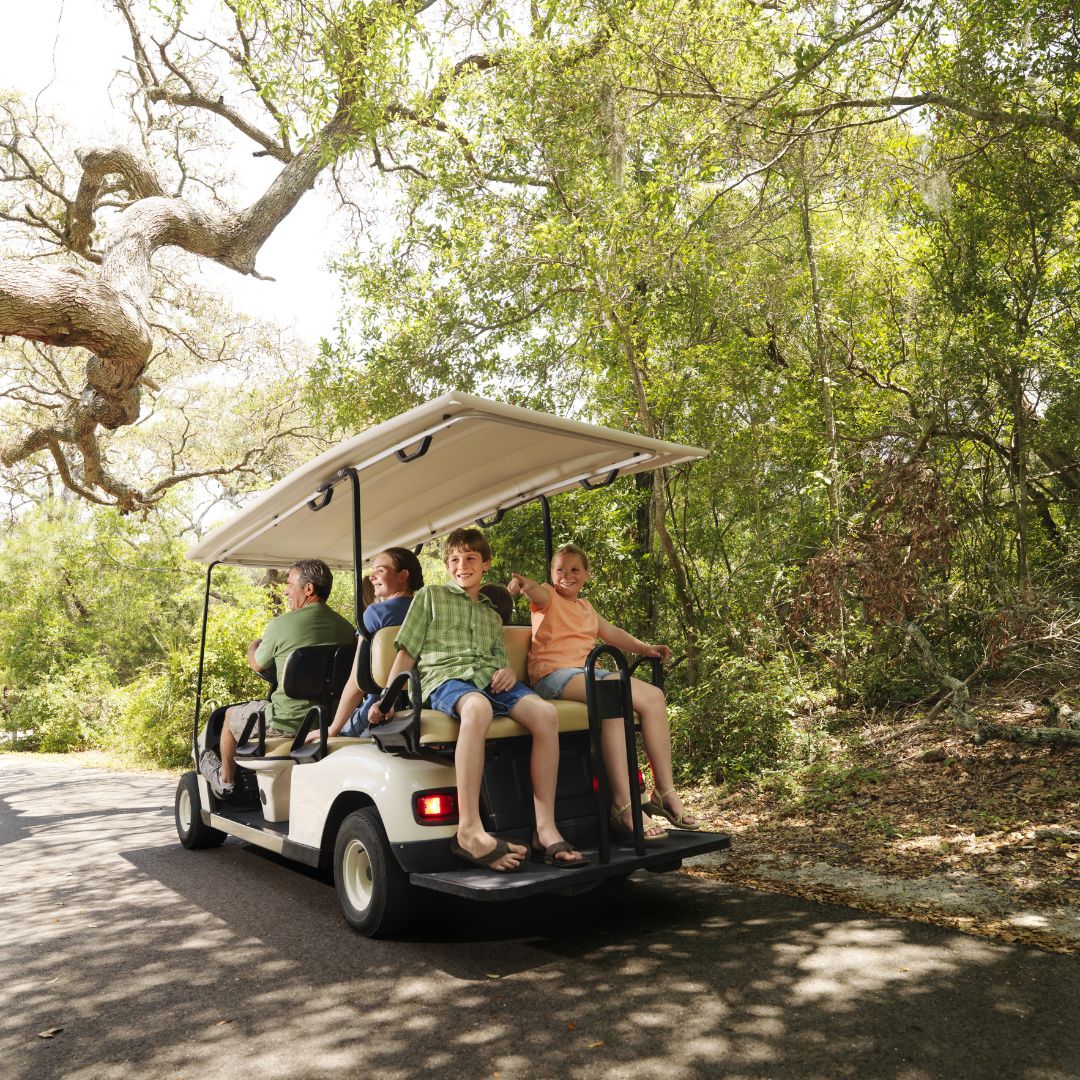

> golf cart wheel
[175,771,227,849]
[334,807,416,938]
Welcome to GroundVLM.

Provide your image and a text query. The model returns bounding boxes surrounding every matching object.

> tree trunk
[799,176,847,674]
[1008,369,1031,592]
[635,470,659,640]
[0,103,355,508]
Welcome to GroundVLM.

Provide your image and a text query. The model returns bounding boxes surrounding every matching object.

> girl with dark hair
[312,548,424,740]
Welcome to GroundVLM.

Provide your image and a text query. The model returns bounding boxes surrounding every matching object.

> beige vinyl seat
[368,625,640,745]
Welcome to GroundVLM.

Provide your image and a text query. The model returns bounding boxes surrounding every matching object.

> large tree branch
[145,87,292,164]
[791,93,1080,150]
[0,85,356,506]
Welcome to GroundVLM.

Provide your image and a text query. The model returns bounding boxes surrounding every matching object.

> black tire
[333,807,417,938]
[175,771,227,850]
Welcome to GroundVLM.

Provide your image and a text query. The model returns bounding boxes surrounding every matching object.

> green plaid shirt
[394,584,509,702]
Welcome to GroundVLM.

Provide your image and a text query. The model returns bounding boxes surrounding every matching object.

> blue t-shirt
[364,594,412,635]
[342,595,413,736]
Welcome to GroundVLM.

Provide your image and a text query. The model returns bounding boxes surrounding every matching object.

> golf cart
[176,393,730,936]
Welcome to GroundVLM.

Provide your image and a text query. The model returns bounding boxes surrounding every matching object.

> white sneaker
[199,749,234,797]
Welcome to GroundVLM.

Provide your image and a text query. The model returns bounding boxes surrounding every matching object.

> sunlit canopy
[187,392,707,569]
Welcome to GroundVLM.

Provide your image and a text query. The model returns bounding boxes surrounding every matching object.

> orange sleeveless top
[528,583,600,685]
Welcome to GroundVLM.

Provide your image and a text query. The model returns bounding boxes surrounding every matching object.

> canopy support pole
[192,561,220,759]
[539,494,553,571]
[345,467,366,635]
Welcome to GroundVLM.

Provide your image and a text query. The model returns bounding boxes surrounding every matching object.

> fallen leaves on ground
[679,683,1079,954]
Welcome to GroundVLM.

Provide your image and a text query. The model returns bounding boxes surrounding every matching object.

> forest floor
[684,681,1080,956]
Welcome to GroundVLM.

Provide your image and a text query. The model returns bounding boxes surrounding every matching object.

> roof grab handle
[476,508,506,527]
[307,483,335,511]
[395,435,433,463]
[581,468,620,490]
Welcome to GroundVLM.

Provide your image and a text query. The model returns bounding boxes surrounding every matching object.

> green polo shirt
[394,584,508,702]
[253,601,355,729]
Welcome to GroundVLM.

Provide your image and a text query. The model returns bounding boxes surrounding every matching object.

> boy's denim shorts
[430,678,535,719]
[531,666,617,700]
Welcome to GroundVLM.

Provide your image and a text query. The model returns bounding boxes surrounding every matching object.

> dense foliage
[3,0,1080,776]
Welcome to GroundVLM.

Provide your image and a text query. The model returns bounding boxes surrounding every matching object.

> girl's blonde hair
[552,543,589,571]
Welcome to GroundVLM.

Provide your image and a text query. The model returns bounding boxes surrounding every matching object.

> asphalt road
[2,757,1077,1080]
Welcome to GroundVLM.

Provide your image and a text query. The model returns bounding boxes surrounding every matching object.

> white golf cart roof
[187,392,706,569]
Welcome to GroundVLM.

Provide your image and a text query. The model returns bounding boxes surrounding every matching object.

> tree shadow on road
[3,761,1078,1080]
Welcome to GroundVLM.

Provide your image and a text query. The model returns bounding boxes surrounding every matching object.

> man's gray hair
[291,558,334,601]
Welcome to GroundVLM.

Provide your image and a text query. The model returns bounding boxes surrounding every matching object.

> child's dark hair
[552,543,589,571]
[444,527,492,563]
[479,583,513,625]
[381,547,425,593]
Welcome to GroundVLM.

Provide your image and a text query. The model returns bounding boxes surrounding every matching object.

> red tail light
[413,789,459,825]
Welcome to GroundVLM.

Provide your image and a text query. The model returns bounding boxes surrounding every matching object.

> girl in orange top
[508,544,699,839]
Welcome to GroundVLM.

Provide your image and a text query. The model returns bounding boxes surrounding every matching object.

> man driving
[199,558,354,796]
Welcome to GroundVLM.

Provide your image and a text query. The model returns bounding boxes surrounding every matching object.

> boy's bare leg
[508,694,584,862]
[454,693,526,870]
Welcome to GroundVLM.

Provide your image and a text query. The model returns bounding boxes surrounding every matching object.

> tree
[0,0,510,509]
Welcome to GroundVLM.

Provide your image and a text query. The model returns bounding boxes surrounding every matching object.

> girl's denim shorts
[531,666,616,700]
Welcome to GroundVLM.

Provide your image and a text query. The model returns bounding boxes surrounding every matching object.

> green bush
[103,593,273,768]
[108,667,191,768]
[669,650,800,783]
[6,658,117,752]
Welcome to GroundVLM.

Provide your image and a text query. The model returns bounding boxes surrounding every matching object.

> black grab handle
[584,644,645,864]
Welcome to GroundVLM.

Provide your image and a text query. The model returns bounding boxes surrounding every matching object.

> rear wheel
[334,807,417,938]
[175,771,227,849]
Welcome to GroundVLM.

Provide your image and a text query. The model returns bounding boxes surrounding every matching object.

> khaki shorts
[224,700,292,739]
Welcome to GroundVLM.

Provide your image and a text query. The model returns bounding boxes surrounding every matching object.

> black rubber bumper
[406,829,731,900]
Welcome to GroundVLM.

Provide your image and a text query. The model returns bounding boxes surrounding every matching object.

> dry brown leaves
[678,685,1080,954]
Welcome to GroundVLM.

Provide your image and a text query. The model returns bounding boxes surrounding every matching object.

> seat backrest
[369,626,399,688]
[368,624,532,690]
[503,626,531,683]
[281,643,356,704]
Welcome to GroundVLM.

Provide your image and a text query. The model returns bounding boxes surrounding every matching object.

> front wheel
[175,771,227,849]
[333,807,417,938]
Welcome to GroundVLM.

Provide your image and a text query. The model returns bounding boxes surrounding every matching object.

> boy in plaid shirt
[370,528,586,872]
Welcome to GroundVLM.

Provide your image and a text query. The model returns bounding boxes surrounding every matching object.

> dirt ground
[682,685,1080,955]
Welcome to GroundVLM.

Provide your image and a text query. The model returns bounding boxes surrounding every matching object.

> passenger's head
[287,558,334,607]
[370,547,424,599]
[443,527,492,563]
[360,574,376,607]
[480,583,513,625]
[550,543,590,599]
[444,527,491,596]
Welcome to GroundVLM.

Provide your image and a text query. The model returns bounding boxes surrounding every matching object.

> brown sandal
[531,832,589,868]
[644,789,701,831]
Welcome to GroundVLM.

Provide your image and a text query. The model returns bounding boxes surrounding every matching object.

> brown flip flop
[530,833,590,869]
[450,835,527,872]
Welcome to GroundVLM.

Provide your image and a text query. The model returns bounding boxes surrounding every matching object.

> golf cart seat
[233,642,357,818]
[367,625,642,748]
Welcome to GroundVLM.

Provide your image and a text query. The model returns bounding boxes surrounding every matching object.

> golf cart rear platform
[410,828,731,900]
